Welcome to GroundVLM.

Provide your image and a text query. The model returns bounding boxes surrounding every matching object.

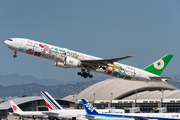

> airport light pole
[161,89,164,107]
[94,93,95,107]
[111,92,113,108]
[135,91,137,107]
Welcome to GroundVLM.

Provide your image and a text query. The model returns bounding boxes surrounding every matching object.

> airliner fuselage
[4,38,173,82]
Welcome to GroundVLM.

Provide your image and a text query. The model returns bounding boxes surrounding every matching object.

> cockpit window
[8,39,13,41]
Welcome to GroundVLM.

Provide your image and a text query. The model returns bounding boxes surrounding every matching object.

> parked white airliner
[82,98,180,120]
[41,91,124,120]
[9,100,48,119]
[4,38,173,81]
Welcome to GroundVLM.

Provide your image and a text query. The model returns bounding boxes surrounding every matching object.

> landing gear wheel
[84,75,87,78]
[77,72,81,75]
[13,55,17,58]
[13,50,17,58]
[77,69,93,79]
[89,75,93,78]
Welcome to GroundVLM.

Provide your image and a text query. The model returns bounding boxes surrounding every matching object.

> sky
[1,1,180,82]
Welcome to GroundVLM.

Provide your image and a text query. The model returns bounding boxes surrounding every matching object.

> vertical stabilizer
[81,99,99,115]
[143,54,173,76]
[41,91,64,111]
[9,100,23,112]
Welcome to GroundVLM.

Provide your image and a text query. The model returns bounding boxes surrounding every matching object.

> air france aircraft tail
[10,100,23,112]
[41,91,64,111]
[144,54,173,76]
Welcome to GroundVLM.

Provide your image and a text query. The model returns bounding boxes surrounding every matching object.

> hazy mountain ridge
[0,74,180,99]
[0,80,103,99]
[0,74,65,86]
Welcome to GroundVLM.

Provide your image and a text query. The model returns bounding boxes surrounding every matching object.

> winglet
[41,91,64,111]
[144,54,173,76]
[81,99,99,115]
[9,100,23,112]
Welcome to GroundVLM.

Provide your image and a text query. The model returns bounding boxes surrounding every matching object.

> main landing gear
[77,69,93,78]
[13,50,17,58]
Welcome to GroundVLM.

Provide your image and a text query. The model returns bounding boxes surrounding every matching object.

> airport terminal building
[1,78,180,119]
[62,78,180,113]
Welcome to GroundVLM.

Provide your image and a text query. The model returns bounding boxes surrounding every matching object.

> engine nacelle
[162,79,168,82]
[64,56,81,68]
[55,62,68,69]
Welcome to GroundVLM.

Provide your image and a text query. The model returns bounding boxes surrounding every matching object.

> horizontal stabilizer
[149,77,174,80]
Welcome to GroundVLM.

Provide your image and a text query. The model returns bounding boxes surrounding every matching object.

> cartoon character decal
[124,67,135,80]
[33,43,43,57]
[102,64,137,80]
[42,45,51,58]
[26,49,33,54]
[106,64,114,75]
[119,68,125,78]
[113,64,120,76]
[50,47,57,58]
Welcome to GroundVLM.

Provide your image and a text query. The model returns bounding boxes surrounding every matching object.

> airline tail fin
[41,91,64,111]
[81,99,99,115]
[9,100,23,112]
[143,54,173,76]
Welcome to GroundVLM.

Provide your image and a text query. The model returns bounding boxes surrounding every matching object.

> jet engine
[55,56,81,69]
[55,62,68,69]
[162,79,168,82]
[64,56,81,68]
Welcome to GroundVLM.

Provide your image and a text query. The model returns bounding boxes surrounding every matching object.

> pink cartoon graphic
[26,49,33,54]
[42,45,51,58]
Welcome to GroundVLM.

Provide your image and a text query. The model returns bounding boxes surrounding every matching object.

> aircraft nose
[4,40,8,45]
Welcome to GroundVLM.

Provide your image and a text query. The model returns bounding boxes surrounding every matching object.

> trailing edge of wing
[81,56,133,65]
[132,116,148,120]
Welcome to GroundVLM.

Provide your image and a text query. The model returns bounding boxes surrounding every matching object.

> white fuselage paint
[4,38,160,81]
[45,109,125,120]
[12,111,48,118]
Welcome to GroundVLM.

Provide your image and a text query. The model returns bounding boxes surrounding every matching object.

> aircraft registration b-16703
[4,38,173,82]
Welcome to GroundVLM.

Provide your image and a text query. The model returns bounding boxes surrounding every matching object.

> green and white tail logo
[144,54,173,76]
[153,59,164,70]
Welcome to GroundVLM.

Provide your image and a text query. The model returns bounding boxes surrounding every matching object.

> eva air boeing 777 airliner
[4,38,173,82]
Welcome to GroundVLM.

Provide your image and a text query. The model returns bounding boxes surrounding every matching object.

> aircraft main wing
[132,116,148,120]
[43,111,59,116]
[81,56,133,69]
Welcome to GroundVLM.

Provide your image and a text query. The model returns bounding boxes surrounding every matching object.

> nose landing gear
[77,69,93,78]
[13,50,17,58]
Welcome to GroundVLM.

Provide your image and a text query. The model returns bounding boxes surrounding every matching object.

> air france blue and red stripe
[41,91,62,110]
